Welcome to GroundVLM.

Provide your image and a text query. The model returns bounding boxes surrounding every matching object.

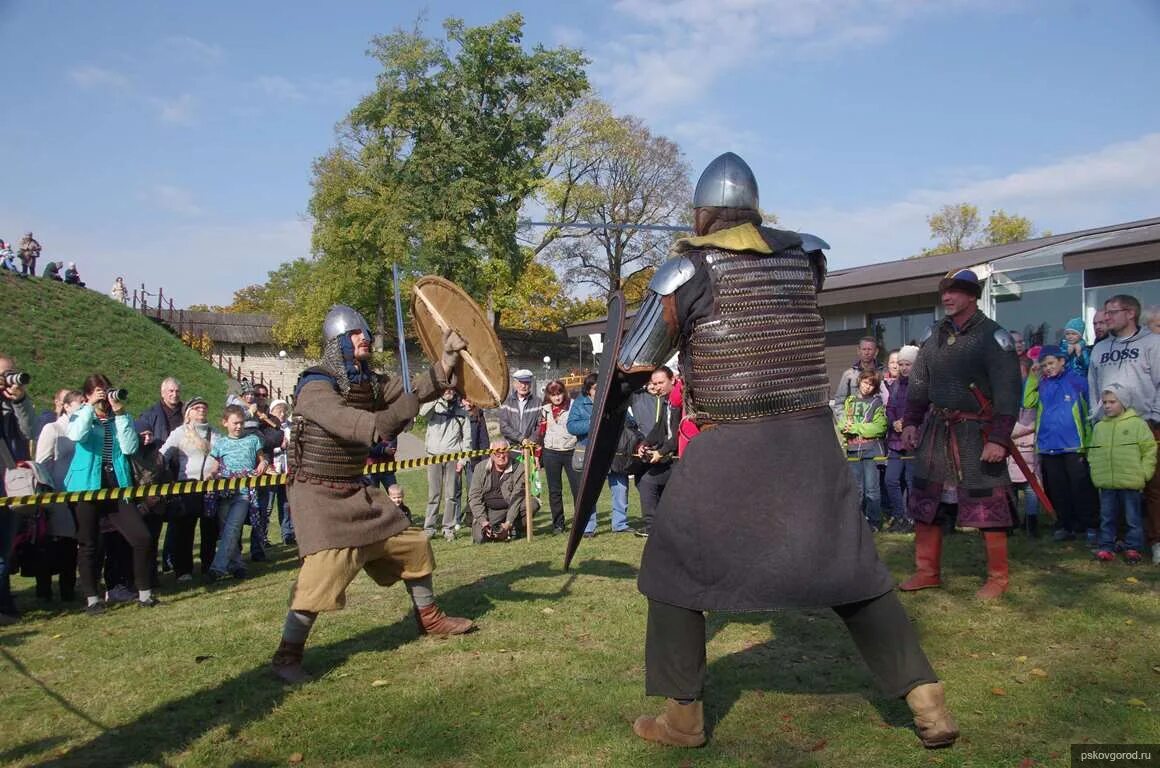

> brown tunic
[288,366,445,557]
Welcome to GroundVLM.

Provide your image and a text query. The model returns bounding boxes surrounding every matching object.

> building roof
[819,215,1160,307]
[176,311,275,344]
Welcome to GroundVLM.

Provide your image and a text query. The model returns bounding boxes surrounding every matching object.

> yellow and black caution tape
[846,454,915,463]
[0,449,492,508]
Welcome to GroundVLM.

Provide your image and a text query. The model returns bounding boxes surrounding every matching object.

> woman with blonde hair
[159,396,218,581]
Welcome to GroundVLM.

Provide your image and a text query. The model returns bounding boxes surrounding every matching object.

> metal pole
[392,263,412,393]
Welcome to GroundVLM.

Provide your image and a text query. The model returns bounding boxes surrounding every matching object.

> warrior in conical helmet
[270,304,475,684]
[600,152,959,749]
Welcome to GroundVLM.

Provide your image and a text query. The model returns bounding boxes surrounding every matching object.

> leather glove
[442,329,468,372]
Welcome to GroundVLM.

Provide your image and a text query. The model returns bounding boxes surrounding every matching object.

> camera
[108,388,129,404]
[3,371,30,387]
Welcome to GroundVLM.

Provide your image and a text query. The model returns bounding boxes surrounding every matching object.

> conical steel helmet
[692,152,759,211]
[322,304,372,343]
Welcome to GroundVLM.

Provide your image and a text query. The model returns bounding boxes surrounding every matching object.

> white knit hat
[897,345,920,364]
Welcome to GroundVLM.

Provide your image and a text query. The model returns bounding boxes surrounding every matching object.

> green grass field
[2,462,1157,768]
[1,274,1157,766]
[0,273,229,409]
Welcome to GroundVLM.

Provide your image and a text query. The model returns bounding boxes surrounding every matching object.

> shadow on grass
[29,558,636,768]
[0,736,69,766]
[701,608,916,753]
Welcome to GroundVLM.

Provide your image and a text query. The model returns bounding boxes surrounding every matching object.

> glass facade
[869,308,937,351]
[990,263,1083,347]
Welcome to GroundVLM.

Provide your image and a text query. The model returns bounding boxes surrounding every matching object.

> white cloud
[162,35,224,66]
[254,75,306,102]
[550,24,585,48]
[251,75,371,105]
[69,65,130,90]
[156,93,196,124]
[777,132,1160,267]
[149,185,203,217]
[592,0,996,119]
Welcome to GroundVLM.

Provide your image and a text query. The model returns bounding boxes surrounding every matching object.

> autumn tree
[531,98,691,299]
[982,209,1034,245]
[917,203,1037,257]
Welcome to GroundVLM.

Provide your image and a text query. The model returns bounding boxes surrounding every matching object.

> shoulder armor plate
[919,324,935,345]
[649,256,695,296]
[993,329,1015,352]
[798,232,831,252]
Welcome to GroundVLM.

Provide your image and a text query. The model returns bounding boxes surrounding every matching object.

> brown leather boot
[899,522,943,591]
[271,639,311,684]
[632,699,706,748]
[976,531,1009,600]
[414,604,475,635]
[905,682,959,748]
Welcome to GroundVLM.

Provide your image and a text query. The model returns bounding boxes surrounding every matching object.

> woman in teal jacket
[66,373,157,613]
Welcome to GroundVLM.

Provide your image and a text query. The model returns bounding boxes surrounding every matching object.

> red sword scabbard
[968,383,1056,519]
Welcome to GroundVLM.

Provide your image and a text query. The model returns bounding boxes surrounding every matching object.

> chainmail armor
[684,245,830,422]
[289,336,383,482]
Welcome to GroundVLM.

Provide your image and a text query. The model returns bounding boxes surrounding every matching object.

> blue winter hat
[938,268,983,299]
[1063,317,1085,335]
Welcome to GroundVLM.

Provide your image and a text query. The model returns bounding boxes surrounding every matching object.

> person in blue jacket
[567,373,632,536]
[65,373,158,613]
[1023,348,1098,542]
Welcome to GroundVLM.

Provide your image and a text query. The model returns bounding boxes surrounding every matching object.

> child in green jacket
[841,370,888,531]
[1088,384,1157,564]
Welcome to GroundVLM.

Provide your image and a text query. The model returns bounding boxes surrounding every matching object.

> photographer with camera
[627,366,680,537]
[468,439,539,544]
[0,356,36,624]
[65,373,157,613]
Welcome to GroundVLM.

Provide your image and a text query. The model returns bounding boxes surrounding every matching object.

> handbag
[571,443,586,473]
[0,436,44,502]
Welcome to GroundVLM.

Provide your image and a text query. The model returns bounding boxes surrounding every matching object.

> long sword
[392,262,412,393]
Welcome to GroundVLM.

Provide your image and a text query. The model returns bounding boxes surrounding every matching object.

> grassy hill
[0,273,229,412]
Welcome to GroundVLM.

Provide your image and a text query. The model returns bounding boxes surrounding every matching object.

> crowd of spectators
[827,297,1159,566]
[0,371,299,622]
[0,232,88,286]
[0,293,1157,624]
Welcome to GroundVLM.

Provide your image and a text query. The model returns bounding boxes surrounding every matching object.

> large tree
[531,98,692,299]
[300,14,588,350]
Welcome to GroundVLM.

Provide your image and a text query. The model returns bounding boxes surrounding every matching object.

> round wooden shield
[411,276,509,408]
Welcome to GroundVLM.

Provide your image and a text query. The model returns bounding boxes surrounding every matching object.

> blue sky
[2,0,1158,306]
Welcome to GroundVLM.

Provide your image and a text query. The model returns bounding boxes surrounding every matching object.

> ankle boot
[905,682,959,748]
[976,531,1009,600]
[1025,514,1039,539]
[899,522,943,591]
[633,699,706,748]
[270,639,311,684]
[414,604,475,635]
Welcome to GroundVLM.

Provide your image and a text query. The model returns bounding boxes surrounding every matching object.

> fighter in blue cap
[900,268,1023,599]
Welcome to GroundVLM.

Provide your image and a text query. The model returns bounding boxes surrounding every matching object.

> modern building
[565,216,1160,389]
